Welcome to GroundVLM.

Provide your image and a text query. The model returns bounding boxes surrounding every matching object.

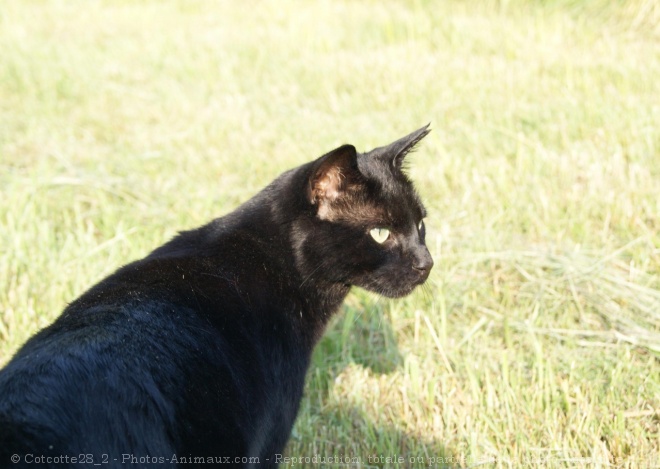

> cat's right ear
[368,124,431,171]
[308,144,358,218]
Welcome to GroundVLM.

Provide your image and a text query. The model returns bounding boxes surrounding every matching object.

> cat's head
[299,125,433,298]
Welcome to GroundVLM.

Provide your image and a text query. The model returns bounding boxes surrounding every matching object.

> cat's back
[0,298,204,457]
[0,206,306,464]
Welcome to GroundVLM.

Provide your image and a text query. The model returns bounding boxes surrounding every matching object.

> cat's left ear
[369,124,431,171]
[308,144,358,214]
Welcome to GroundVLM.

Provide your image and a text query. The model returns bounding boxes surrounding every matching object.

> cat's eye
[369,228,390,244]
[418,220,425,232]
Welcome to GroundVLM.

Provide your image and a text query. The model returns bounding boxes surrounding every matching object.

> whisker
[299,259,330,288]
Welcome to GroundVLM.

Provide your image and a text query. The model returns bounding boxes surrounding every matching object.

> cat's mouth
[351,260,433,298]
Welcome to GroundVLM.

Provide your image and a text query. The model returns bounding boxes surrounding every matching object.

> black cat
[0,126,433,468]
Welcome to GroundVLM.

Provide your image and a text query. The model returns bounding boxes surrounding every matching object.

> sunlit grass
[1,0,659,467]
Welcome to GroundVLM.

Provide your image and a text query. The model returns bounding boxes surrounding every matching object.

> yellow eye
[369,228,390,244]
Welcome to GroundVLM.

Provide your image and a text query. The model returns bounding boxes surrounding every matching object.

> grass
[1,0,659,467]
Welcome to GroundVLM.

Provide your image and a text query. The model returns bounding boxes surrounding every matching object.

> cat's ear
[368,124,431,170]
[308,144,358,215]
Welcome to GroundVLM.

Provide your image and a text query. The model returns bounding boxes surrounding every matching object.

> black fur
[0,126,433,468]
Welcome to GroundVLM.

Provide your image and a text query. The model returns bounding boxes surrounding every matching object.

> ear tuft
[311,164,343,203]
[308,144,357,217]
[309,144,356,204]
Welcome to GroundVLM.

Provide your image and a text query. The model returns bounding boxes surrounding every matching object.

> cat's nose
[412,248,434,275]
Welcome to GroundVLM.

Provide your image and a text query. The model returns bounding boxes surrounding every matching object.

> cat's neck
[247,167,352,340]
[167,165,351,344]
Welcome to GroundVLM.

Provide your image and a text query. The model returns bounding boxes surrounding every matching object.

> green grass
[1,0,659,467]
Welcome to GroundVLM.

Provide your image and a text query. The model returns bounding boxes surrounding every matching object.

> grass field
[1,0,659,467]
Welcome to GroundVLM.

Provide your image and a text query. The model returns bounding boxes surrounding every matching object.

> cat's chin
[362,282,424,299]
[384,286,421,299]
